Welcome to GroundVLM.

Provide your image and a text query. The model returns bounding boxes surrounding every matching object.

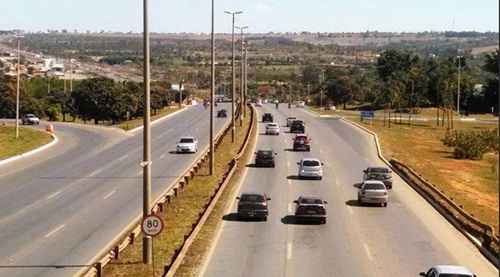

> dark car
[293,134,311,151]
[217,109,228,118]
[286,117,297,127]
[237,193,271,220]
[254,149,277,167]
[262,113,274,123]
[363,167,393,189]
[293,196,328,224]
[290,120,305,133]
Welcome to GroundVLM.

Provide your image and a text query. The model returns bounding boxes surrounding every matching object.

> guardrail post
[130,232,135,245]
[95,262,102,277]
[114,246,119,259]
[482,228,492,248]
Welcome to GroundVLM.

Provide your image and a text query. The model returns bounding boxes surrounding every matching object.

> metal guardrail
[390,158,499,267]
[79,106,242,277]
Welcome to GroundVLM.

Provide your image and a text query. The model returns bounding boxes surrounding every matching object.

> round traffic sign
[142,214,164,237]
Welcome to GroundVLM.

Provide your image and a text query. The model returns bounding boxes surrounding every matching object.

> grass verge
[311,107,499,234]
[115,106,181,131]
[103,113,252,277]
[0,126,53,160]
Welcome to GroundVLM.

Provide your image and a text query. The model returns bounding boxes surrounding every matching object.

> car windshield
[299,198,323,204]
[302,160,320,167]
[368,167,389,173]
[26,114,35,117]
[364,183,386,190]
[180,138,194,143]
[240,194,265,202]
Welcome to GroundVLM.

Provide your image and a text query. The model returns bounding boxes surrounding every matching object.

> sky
[1,0,498,33]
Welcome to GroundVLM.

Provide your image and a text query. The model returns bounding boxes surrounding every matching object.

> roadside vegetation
[103,112,253,277]
[0,125,52,160]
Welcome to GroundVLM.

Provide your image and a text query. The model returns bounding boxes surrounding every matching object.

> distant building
[171,84,185,91]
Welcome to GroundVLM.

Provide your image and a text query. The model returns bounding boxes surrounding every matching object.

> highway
[202,104,498,277]
[0,104,230,277]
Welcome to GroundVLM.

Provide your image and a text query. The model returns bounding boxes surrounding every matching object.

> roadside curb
[0,132,59,167]
[127,106,189,134]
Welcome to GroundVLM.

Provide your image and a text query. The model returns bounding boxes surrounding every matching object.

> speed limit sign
[142,214,164,237]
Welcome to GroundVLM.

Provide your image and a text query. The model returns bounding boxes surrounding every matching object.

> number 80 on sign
[142,215,164,237]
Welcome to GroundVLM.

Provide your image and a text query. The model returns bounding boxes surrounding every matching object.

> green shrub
[442,130,457,147]
[442,129,498,160]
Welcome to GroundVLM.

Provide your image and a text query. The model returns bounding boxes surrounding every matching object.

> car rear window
[240,194,265,202]
[364,183,386,190]
[302,160,320,167]
[180,138,194,143]
[258,151,273,156]
[299,198,323,204]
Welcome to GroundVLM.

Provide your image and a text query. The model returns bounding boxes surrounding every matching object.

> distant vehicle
[286,117,297,127]
[176,136,198,153]
[363,167,393,189]
[217,109,228,118]
[293,196,328,224]
[265,123,280,135]
[263,99,269,104]
[297,158,323,180]
[236,193,271,220]
[296,101,305,108]
[21,114,40,125]
[262,113,274,123]
[293,134,311,152]
[290,120,305,133]
[255,100,263,107]
[358,180,388,207]
[420,265,476,277]
[254,149,277,168]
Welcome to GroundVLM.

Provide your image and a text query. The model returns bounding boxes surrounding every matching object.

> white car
[297,158,323,180]
[21,114,40,125]
[176,137,198,153]
[420,265,476,277]
[357,180,388,207]
[265,123,280,135]
[296,101,305,108]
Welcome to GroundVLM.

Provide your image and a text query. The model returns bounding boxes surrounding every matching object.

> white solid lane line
[103,189,117,200]
[44,224,65,238]
[46,190,62,200]
[88,167,104,177]
[117,154,129,162]
[287,242,293,260]
[363,243,374,261]
[160,153,167,160]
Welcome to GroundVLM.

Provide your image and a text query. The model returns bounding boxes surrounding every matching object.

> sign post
[142,214,164,276]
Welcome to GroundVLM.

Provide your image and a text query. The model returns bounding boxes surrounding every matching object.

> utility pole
[319,72,324,110]
[457,55,462,116]
[225,10,242,142]
[244,44,248,119]
[209,0,216,175]
[307,83,310,104]
[15,36,21,139]
[179,79,184,109]
[236,26,248,125]
[142,0,153,265]
[70,59,73,92]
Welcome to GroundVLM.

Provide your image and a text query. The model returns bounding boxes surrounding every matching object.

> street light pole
[244,43,248,119]
[225,10,242,142]
[179,79,184,109]
[457,55,462,116]
[15,37,21,139]
[142,0,153,264]
[236,26,248,125]
[209,0,216,175]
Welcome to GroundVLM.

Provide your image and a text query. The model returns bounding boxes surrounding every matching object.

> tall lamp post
[209,0,216,175]
[15,35,23,139]
[456,55,463,116]
[142,0,153,264]
[236,25,248,125]
[224,10,242,142]
[244,42,248,119]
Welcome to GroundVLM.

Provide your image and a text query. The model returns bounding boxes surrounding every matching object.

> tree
[483,50,499,114]
[326,76,353,109]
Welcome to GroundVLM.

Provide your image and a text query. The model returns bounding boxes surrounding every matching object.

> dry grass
[103,114,252,277]
[0,126,53,160]
[116,107,181,131]
[313,107,499,234]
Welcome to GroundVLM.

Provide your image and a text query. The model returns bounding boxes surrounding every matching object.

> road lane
[0,104,231,277]
[202,104,497,277]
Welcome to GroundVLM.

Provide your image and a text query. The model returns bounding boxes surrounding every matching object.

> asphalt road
[202,104,498,277]
[0,104,231,277]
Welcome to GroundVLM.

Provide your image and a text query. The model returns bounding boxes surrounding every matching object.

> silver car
[21,114,40,125]
[357,180,388,207]
[265,123,280,135]
[297,158,323,180]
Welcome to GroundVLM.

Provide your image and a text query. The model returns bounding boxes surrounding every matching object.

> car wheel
[318,176,322,180]
[263,216,268,221]
[321,218,326,224]
[358,198,362,206]
[384,202,388,207]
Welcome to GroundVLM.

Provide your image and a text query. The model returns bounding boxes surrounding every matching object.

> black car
[217,109,228,118]
[363,167,393,189]
[290,120,305,133]
[262,113,274,123]
[237,193,271,220]
[293,196,328,224]
[255,149,276,167]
